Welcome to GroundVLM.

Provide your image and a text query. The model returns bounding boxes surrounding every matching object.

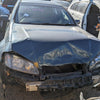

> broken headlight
[3,53,39,75]
[89,55,100,71]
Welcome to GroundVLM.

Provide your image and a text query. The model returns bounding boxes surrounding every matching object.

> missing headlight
[42,64,84,75]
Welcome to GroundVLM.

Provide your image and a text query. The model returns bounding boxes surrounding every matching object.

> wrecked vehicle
[68,0,100,38]
[0,0,100,92]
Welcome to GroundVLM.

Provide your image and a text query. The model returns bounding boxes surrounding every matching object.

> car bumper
[26,73,92,91]
[4,66,92,91]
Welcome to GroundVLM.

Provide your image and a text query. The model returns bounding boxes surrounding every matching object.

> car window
[77,2,88,14]
[70,2,79,11]
[70,2,88,14]
[14,3,76,26]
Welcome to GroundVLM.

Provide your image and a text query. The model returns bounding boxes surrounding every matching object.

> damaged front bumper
[3,65,92,91]
[26,72,92,91]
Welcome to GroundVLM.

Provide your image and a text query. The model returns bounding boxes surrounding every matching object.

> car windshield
[14,3,76,26]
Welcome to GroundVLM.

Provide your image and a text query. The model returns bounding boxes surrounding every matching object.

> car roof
[71,0,100,8]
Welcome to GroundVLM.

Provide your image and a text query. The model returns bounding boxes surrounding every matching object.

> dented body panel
[11,24,100,66]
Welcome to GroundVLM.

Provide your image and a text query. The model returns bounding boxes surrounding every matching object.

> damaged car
[68,0,100,38]
[0,0,100,92]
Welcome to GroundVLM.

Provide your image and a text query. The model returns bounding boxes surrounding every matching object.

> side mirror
[75,20,80,24]
[0,15,9,21]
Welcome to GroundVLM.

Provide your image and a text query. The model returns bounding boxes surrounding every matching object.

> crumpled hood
[11,24,100,66]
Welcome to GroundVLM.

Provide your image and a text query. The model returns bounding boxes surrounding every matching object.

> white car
[68,0,100,38]
[51,0,70,9]
[0,0,100,92]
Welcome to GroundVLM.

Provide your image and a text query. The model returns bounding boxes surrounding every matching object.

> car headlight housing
[3,53,39,75]
[89,54,100,71]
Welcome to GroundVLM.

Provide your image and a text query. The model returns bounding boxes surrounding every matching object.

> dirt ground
[0,79,100,100]
[0,32,100,100]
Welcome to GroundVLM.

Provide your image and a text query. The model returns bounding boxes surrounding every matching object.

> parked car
[2,0,17,12]
[0,0,100,92]
[0,6,10,36]
[51,0,70,9]
[68,0,100,38]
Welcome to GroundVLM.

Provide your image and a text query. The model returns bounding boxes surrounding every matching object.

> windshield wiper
[19,22,75,26]
[19,23,61,25]
[39,23,63,25]
[34,23,74,26]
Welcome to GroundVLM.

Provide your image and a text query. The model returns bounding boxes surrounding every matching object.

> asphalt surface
[0,31,100,100]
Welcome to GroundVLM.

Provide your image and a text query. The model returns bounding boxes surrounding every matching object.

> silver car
[68,0,100,38]
[0,0,100,92]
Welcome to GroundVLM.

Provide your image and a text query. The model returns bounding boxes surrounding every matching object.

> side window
[70,2,88,14]
[70,2,79,11]
[77,2,88,14]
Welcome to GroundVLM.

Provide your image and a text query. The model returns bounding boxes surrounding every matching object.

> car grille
[42,64,84,75]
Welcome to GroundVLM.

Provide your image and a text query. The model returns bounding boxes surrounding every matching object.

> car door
[82,2,92,30]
